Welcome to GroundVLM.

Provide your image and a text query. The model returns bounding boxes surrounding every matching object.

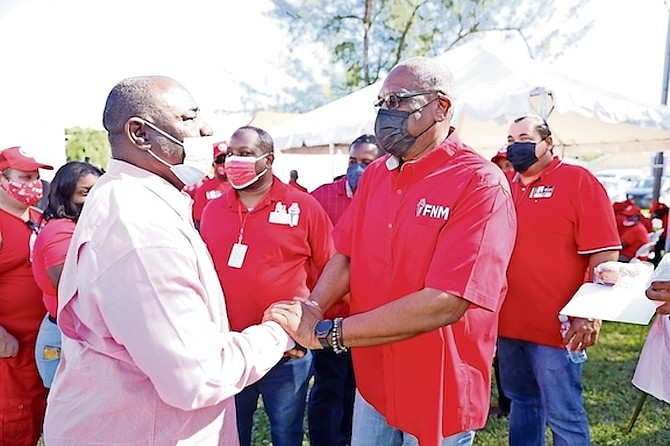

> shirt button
[396,189,402,195]
[387,223,393,229]
[17,403,24,410]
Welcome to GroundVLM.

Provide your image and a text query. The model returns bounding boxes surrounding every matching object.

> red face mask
[224,154,268,190]
[2,178,43,207]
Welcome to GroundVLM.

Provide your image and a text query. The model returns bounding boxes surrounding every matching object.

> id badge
[228,243,248,268]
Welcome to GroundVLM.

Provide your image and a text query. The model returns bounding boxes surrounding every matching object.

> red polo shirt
[310,176,351,226]
[333,133,517,445]
[310,176,352,319]
[499,158,621,348]
[186,177,231,225]
[200,177,334,331]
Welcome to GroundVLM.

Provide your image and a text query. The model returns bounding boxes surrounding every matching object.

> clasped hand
[263,298,323,355]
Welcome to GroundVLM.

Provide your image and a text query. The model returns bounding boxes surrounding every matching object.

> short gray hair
[395,56,459,103]
[102,76,170,135]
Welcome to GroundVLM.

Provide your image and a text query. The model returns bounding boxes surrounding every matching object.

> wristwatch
[314,319,334,349]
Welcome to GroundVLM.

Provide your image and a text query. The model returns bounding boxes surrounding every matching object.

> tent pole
[329,142,335,180]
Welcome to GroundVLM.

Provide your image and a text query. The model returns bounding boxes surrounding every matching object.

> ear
[125,117,151,150]
[265,152,275,167]
[435,93,452,122]
[545,135,554,150]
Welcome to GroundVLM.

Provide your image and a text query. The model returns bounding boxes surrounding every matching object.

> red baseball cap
[212,141,227,159]
[491,148,507,163]
[0,146,53,171]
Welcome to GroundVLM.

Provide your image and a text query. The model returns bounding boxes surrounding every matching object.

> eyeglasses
[374,90,442,110]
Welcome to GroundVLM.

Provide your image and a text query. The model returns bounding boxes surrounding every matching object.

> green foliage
[269,0,594,111]
[65,127,110,170]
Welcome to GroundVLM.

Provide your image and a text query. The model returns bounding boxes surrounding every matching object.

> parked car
[595,168,646,188]
[597,177,628,203]
[625,176,670,209]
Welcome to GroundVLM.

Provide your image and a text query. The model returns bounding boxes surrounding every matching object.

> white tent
[267,38,670,156]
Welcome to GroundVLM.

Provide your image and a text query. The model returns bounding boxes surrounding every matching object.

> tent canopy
[268,38,670,154]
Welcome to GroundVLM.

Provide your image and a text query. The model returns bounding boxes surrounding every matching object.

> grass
[475,321,670,446]
[39,322,670,445]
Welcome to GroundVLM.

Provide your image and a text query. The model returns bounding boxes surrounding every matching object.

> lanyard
[236,202,251,244]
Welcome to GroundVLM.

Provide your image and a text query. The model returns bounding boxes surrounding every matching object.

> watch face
[315,320,333,336]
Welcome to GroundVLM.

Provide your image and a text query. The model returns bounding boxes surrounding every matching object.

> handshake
[263,298,326,358]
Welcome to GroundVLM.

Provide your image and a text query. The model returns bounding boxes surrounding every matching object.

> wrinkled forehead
[379,67,418,96]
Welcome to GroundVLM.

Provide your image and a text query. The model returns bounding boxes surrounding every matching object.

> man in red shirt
[266,57,516,446]
[0,146,53,446]
[308,133,383,446]
[288,169,308,192]
[498,115,621,446]
[184,140,231,229]
[200,126,334,446]
[614,203,651,261]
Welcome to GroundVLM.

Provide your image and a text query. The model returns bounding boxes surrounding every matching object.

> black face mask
[506,141,540,173]
[374,100,437,158]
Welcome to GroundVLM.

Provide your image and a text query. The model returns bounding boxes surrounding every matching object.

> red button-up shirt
[334,133,516,445]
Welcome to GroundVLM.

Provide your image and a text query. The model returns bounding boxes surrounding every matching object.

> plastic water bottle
[558,315,588,364]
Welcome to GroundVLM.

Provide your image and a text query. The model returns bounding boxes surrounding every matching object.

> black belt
[48,315,57,324]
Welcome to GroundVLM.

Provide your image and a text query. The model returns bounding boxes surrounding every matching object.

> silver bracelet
[331,317,349,354]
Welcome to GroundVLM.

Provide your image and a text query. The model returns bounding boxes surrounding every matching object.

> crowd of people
[2,55,670,446]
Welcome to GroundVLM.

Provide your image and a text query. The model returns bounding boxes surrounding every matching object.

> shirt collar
[511,156,563,184]
[385,126,461,172]
[105,158,192,218]
[226,175,288,211]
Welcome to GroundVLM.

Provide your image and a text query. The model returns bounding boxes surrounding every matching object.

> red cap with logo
[0,146,54,171]
[213,141,227,159]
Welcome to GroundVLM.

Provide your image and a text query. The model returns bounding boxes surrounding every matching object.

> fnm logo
[415,198,450,220]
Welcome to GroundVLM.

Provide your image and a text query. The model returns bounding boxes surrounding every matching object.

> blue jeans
[350,391,475,446]
[34,314,62,388]
[308,349,356,446]
[497,337,590,446]
[235,350,313,446]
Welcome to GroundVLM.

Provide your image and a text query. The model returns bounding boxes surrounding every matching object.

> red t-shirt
[499,158,621,348]
[310,176,352,319]
[333,133,516,444]
[32,218,76,317]
[200,177,334,331]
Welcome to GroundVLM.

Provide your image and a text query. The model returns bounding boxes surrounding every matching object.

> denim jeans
[34,314,62,388]
[350,390,475,446]
[497,337,590,446]
[308,349,356,446]
[235,350,313,446]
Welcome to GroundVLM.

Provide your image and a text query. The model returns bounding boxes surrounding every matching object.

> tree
[269,0,593,111]
[65,127,111,170]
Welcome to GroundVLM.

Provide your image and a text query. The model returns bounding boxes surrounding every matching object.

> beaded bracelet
[331,317,349,354]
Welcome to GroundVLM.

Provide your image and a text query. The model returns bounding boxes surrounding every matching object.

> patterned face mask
[2,178,43,207]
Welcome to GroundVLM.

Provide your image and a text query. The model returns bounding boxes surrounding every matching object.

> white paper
[560,282,660,325]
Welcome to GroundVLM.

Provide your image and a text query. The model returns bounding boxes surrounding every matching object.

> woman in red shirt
[32,161,102,388]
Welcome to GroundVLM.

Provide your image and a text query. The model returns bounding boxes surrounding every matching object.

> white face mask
[140,119,214,187]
